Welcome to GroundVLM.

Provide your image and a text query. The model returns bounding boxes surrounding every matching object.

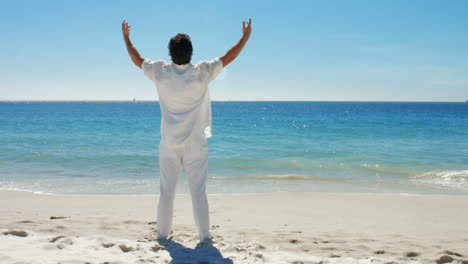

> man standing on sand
[122,19,252,243]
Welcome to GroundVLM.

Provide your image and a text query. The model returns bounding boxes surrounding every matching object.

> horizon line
[0,100,466,103]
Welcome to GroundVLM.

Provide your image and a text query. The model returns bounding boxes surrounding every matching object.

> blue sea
[1,101,467,195]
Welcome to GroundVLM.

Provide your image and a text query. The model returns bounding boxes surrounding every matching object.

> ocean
[1,101,467,195]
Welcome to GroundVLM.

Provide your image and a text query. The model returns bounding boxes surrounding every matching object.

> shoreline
[1,190,468,263]
[2,188,468,197]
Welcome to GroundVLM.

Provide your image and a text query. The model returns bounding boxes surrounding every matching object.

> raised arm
[122,20,144,69]
[220,18,252,67]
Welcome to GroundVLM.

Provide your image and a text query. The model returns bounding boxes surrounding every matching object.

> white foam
[412,170,468,190]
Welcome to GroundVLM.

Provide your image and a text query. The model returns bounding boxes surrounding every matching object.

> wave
[412,170,468,190]
[209,159,423,177]
[210,174,351,181]
[358,163,417,177]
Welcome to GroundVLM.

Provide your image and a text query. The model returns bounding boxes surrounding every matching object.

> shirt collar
[172,62,192,70]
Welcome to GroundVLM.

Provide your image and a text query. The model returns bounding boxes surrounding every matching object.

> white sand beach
[1,190,468,264]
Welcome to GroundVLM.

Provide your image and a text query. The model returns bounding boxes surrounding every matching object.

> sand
[1,190,468,264]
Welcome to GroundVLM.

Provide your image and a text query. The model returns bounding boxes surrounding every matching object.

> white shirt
[142,57,223,146]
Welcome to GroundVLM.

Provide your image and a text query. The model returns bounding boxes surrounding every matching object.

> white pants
[156,139,210,242]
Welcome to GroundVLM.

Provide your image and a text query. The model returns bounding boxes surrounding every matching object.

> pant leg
[157,143,183,239]
[183,139,210,242]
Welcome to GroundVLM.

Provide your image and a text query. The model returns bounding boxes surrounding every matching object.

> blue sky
[2,0,468,101]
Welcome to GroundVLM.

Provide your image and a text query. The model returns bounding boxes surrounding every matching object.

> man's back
[142,58,223,146]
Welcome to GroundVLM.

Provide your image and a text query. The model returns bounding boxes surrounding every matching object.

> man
[122,19,252,243]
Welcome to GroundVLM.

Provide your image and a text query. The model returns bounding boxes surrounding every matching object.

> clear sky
[2,0,468,101]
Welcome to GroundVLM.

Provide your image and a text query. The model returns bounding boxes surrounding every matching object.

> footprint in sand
[437,255,454,264]
[57,244,66,250]
[16,220,34,224]
[3,230,28,237]
[406,252,419,258]
[151,245,162,252]
[101,242,115,248]
[119,244,134,252]
[50,216,69,220]
[143,231,158,241]
[443,250,463,257]
[56,238,74,249]
[61,237,73,245]
[289,239,301,244]
[49,235,65,243]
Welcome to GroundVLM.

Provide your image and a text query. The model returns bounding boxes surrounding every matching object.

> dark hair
[168,33,193,65]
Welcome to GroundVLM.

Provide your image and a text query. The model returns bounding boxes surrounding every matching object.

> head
[168,33,193,65]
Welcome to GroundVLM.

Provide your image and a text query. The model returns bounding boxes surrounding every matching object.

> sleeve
[200,57,223,83]
[142,58,165,81]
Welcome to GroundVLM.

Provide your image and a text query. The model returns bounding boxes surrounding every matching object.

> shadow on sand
[159,239,234,264]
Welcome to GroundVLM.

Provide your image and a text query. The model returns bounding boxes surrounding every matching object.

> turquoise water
[1,101,467,195]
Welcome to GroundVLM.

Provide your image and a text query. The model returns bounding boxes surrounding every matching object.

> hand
[122,20,132,37]
[242,18,252,38]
